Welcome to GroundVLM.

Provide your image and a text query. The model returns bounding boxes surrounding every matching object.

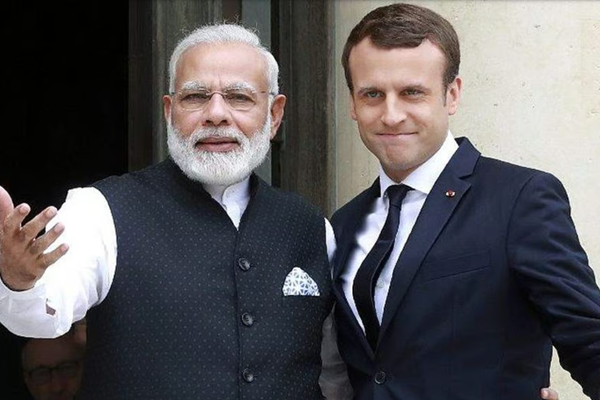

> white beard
[167,114,272,186]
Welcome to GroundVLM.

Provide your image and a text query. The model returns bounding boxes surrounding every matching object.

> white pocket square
[282,267,320,296]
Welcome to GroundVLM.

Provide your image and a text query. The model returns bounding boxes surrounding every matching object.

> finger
[38,242,70,269]
[540,388,559,400]
[0,185,15,223]
[19,207,58,241]
[29,221,66,256]
[2,203,31,234]
[0,184,30,233]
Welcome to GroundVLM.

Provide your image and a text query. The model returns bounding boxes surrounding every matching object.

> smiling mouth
[378,131,417,136]
[195,137,240,152]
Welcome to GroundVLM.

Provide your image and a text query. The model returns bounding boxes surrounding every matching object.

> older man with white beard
[166,105,273,187]
[0,23,352,400]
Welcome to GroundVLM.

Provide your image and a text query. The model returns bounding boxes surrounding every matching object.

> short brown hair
[342,3,460,92]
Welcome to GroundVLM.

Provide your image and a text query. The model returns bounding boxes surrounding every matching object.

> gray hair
[168,23,279,95]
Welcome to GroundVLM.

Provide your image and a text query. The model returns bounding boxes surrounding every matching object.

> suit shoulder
[91,160,179,204]
[477,155,562,186]
[258,179,325,218]
[473,155,571,204]
[331,186,373,228]
[93,160,167,188]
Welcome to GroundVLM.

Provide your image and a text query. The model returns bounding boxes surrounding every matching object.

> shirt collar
[203,177,251,206]
[379,131,458,197]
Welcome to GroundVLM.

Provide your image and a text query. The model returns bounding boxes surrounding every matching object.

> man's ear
[269,94,286,139]
[446,76,462,116]
[349,92,358,121]
[163,94,173,122]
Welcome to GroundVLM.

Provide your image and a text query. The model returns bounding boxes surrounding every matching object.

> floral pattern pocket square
[282,267,320,296]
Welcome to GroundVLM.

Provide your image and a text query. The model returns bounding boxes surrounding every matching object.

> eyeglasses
[170,89,275,111]
[24,360,82,385]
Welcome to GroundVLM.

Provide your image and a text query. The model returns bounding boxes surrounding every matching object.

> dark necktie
[353,184,411,350]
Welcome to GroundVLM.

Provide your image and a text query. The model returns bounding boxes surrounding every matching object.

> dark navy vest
[79,158,333,399]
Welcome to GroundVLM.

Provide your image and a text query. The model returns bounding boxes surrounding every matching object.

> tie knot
[386,184,411,208]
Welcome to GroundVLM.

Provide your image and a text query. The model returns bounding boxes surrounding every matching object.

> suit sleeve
[508,171,600,399]
[319,218,354,400]
[319,308,354,400]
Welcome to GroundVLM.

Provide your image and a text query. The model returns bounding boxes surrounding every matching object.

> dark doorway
[1,1,129,217]
[0,2,129,398]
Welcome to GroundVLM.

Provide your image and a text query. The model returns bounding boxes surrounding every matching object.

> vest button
[238,258,251,271]
[374,370,387,384]
[242,368,254,382]
[241,313,254,326]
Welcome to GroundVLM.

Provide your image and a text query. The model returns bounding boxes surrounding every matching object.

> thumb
[0,186,15,223]
[541,388,558,400]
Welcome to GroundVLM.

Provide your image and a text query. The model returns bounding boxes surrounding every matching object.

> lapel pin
[445,190,456,198]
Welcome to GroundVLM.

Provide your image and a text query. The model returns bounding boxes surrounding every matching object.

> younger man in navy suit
[331,3,600,399]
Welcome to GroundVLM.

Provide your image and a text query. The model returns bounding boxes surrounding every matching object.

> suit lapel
[378,138,480,340]
[332,180,381,356]
[332,179,380,282]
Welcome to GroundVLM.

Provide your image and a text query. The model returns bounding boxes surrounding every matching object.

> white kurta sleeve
[0,187,116,338]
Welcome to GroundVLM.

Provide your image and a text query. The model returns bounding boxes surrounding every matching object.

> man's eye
[183,92,209,101]
[30,369,50,379]
[55,362,80,377]
[404,89,423,96]
[226,92,254,103]
[364,91,381,99]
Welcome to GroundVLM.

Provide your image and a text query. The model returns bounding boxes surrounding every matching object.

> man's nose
[380,97,407,126]
[48,374,67,393]
[202,93,232,126]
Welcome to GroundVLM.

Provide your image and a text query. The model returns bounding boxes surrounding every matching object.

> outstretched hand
[541,387,559,400]
[0,186,68,291]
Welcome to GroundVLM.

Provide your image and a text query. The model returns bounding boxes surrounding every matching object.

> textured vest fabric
[79,158,333,400]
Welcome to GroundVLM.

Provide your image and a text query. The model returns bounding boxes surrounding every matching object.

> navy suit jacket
[331,137,600,400]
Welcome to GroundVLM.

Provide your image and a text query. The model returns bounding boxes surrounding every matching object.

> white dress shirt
[0,175,350,399]
[341,132,458,329]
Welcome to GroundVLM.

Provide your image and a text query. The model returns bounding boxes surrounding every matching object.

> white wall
[333,1,600,399]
